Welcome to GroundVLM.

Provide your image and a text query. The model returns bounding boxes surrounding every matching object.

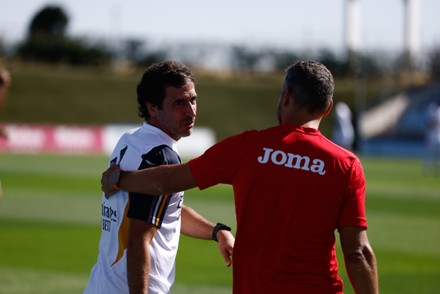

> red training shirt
[189,123,367,294]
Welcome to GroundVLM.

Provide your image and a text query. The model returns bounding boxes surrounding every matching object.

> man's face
[149,82,197,141]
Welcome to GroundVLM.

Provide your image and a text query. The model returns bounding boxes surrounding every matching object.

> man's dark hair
[137,61,195,120]
[284,60,334,115]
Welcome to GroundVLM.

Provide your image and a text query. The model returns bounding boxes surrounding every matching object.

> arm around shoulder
[339,226,379,294]
[120,162,197,195]
[102,162,198,198]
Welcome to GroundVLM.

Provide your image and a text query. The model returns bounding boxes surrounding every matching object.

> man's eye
[187,98,196,105]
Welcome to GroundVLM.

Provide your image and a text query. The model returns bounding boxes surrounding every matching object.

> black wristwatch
[212,223,231,242]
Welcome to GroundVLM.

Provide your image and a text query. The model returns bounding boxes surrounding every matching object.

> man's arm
[127,219,157,294]
[339,226,379,294]
[102,162,196,198]
[181,205,234,267]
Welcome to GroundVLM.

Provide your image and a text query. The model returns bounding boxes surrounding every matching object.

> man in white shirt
[84,61,234,294]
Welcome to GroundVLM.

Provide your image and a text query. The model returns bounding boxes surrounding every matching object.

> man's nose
[185,102,196,117]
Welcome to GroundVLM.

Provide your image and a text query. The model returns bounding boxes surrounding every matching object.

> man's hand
[101,163,120,199]
[217,230,234,267]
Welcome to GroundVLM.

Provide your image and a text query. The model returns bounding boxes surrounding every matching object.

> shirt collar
[283,122,321,136]
[141,122,179,150]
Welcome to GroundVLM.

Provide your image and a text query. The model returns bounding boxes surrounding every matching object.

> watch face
[109,170,120,185]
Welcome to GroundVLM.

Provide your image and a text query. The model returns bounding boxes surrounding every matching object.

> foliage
[28,5,68,40]
[265,49,301,71]
[16,37,112,66]
[4,4,440,79]
[1,65,401,140]
[229,45,262,72]
[15,5,112,66]
[121,39,167,67]
[428,47,440,79]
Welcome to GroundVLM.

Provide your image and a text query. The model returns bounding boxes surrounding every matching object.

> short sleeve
[189,132,245,190]
[127,145,180,227]
[338,157,368,228]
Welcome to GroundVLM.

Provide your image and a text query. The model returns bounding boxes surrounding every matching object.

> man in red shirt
[102,60,378,294]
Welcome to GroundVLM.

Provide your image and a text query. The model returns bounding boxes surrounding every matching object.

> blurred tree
[28,6,68,41]
[429,46,440,80]
[357,54,382,76]
[136,51,167,68]
[120,38,167,68]
[16,5,111,66]
[124,39,144,62]
[269,49,301,72]
[0,38,6,57]
[317,49,350,77]
[230,45,261,72]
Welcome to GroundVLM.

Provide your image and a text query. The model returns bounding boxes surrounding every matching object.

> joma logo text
[257,147,326,175]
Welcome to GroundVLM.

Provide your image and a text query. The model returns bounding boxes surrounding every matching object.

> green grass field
[0,153,439,294]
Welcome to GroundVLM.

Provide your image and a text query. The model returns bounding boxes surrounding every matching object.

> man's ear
[147,103,157,117]
[322,99,333,118]
[282,86,292,107]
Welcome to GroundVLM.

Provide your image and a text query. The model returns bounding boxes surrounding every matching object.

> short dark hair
[284,60,334,115]
[137,61,195,120]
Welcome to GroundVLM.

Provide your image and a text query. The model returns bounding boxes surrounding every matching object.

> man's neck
[284,115,321,130]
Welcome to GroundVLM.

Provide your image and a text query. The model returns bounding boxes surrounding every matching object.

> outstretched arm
[101,162,197,198]
[339,226,379,294]
[181,205,234,267]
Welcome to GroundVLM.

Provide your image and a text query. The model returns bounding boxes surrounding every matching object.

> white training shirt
[84,123,184,294]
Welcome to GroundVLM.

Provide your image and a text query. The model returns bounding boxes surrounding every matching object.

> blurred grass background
[0,153,439,293]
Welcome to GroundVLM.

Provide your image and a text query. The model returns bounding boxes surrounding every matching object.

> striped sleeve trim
[150,194,171,227]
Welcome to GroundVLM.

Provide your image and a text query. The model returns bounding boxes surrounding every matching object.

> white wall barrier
[103,124,216,158]
[0,123,216,158]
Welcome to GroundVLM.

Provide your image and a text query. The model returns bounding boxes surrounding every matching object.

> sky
[1,0,440,56]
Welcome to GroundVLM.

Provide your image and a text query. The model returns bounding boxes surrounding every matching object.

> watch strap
[212,223,231,242]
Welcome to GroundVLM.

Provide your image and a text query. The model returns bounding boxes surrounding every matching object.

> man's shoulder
[141,144,180,167]
[110,128,177,167]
